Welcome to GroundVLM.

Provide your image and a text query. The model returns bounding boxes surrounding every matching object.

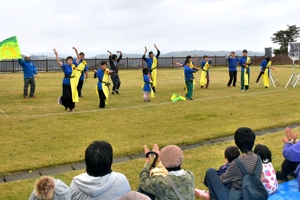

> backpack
[233,156,268,200]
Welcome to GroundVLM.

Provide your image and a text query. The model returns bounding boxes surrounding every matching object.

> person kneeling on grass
[29,176,71,200]
[276,127,300,190]
[18,54,38,99]
[94,61,112,108]
[184,60,199,100]
[195,146,240,199]
[70,141,131,200]
[139,144,195,200]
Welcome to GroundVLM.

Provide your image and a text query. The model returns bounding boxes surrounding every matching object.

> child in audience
[195,146,240,199]
[200,55,212,89]
[254,144,278,195]
[29,176,71,200]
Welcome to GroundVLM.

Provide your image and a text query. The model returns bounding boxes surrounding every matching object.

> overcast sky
[1,0,299,56]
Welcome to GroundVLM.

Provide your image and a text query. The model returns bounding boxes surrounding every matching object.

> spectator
[29,176,71,200]
[118,191,150,200]
[254,144,278,195]
[203,127,262,200]
[276,127,300,190]
[139,144,195,200]
[70,141,131,199]
[225,52,239,87]
[18,54,37,99]
[195,146,240,200]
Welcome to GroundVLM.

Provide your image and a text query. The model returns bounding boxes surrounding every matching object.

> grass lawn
[0,66,300,176]
[0,129,295,199]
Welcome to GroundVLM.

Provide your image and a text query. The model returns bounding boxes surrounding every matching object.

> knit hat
[29,176,71,200]
[160,145,183,168]
[118,191,151,200]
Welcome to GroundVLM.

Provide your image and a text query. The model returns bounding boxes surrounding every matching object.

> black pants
[256,71,264,83]
[24,78,36,97]
[111,73,121,91]
[227,71,237,86]
[279,159,300,178]
[98,90,106,108]
[61,84,75,110]
[77,79,84,97]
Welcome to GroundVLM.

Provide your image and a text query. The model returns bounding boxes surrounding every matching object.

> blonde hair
[35,176,55,200]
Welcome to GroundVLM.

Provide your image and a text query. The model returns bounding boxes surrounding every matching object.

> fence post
[95,58,97,70]
[12,59,15,73]
[214,55,216,67]
[126,57,129,69]
[254,55,257,66]
[172,56,174,68]
[46,59,48,72]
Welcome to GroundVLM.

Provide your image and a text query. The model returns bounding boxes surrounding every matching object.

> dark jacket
[109,54,122,73]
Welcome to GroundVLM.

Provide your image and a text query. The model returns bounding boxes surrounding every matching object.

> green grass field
[0,66,300,175]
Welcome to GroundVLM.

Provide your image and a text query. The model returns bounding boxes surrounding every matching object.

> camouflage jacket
[140,162,195,200]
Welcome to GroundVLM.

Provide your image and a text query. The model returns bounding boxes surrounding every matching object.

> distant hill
[24,50,264,60]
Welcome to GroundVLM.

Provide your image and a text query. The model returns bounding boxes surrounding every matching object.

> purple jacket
[283,142,300,189]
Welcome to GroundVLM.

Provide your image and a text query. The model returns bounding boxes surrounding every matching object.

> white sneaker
[241,90,244,92]
[57,96,62,104]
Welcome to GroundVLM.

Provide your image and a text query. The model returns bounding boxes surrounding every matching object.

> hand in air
[53,48,58,55]
[144,145,151,163]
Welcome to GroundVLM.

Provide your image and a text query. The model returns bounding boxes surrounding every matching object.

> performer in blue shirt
[72,50,88,97]
[53,49,75,112]
[142,44,160,92]
[256,57,271,87]
[184,60,199,100]
[239,50,251,91]
[225,52,239,87]
[18,55,38,98]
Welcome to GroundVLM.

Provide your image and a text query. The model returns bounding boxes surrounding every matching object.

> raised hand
[153,44,158,50]
[117,51,122,54]
[286,127,297,141]
[107,50,112,54]
[144,145,151,163]
[53,48,58,55]
[152,144,160,162]
[73,47,78,51]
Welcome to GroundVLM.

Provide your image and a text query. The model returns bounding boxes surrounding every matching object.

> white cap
[25,54,30,58]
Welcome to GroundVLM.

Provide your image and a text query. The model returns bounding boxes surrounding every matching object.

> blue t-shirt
[145,56,159,69]
[184,65,196,80]
[143,74,151,92]
[96,69,105,90]
[228,57,239,71]
[239,56,252,72]
[73,59,88,81]
[61,64,72,85]
[201,60,212,69]
[18,59,37,78]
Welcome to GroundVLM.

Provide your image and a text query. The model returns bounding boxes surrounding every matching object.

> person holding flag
[18,55,38,99]
[239,50,251,91]
[142,44,160,92]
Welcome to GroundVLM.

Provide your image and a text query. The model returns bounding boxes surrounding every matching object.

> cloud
[0,0,299,56]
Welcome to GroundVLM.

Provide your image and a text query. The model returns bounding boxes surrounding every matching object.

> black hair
[266,57,271,62]
[79,52,85,56]
[186,55,192,60]
[234,127,256,153]
[242,50,248,53]
[112,54,117,60]
[184,60,190,65]
[203,55,208,59]
[224,146,240,163]
[254,144,272,163]
[101,61,107,66]
[149,51,154,56]
[231,51,235,54]
[66,56,73,61]
[85,140,113,177]
[142,67,149,74]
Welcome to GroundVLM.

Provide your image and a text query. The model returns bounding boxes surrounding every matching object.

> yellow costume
[243,57,251,86]
[70,60,87,102]
[151,57,158,88]
[200,61,210,86]
[96,68,110,104]
[263,61,272,88]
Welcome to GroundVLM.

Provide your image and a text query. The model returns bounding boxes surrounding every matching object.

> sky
[1,0,299,56]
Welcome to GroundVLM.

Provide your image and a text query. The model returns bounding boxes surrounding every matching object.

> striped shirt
[219,153,262,190]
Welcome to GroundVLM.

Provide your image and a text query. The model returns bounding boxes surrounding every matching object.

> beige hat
[160,145,183,168]
[118,191,150,200]
[25,54,30,58]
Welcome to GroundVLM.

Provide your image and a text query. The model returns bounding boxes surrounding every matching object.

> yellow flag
[0,36,22,61]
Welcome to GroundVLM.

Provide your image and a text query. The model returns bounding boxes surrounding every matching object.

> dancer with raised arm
[108,50,122,94]
[142,44,160,92]
[72,49,88,97]
[54,49,75,112]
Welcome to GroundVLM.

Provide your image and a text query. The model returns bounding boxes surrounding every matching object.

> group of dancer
[17,45,273,110]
